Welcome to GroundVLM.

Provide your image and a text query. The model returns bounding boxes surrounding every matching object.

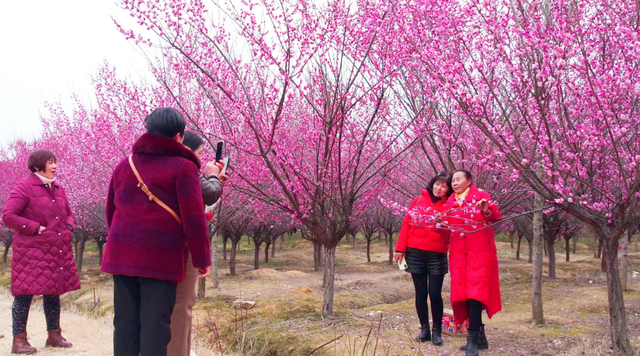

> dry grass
[195,234,640,355]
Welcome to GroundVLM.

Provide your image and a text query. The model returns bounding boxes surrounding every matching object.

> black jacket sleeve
[200,174,223,206]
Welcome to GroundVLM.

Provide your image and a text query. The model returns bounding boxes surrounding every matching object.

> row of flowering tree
[0,0,636,353]
[393,0,639,353]
[108,0,422,319]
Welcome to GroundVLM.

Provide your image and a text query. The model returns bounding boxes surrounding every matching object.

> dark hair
[183,131,204,152]
[145,107,186,138]
[427,172,453,202]
[453,169,472,181]
[28,149,57,173]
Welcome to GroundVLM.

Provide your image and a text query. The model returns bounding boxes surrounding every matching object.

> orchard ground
[1,233,639,356]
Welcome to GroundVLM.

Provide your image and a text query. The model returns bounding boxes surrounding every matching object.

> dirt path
[0,290,113,356]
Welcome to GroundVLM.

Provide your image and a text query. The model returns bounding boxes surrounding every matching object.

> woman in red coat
[444,170,502,356]
[2,149,80,354]
[394,172,453,346]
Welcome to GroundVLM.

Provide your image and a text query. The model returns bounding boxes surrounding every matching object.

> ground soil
[0,233,639,356]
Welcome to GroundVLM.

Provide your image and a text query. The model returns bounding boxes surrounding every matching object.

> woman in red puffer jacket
[2,149,79,354]
[394,172,453,346]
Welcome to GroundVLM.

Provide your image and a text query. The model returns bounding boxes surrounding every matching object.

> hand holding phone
[398,256,408,270]
[204,161,223,178]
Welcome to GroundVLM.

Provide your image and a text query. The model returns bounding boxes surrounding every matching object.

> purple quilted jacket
[2,173,80,296]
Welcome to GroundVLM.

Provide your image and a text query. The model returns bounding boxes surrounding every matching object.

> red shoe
[45,329,72,348]
[11,332,37,354]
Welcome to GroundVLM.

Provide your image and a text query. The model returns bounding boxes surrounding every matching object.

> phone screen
[215,142,223,161]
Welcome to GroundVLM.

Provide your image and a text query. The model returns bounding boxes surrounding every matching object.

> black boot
[460,324,488,350]
[416,324,431,342]
[431,324,443,346]
[465,330,479,356]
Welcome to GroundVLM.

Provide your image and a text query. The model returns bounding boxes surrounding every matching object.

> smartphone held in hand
[221,157,230,176]
[215,142,223,161]
[398,256,408,270]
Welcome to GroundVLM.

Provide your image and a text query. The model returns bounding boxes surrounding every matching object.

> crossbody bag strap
[128,155,182,225]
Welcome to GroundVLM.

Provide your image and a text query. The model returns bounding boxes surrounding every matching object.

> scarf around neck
[35,172,56,187]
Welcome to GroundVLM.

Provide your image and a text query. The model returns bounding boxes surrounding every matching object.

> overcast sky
[0,1,147,147]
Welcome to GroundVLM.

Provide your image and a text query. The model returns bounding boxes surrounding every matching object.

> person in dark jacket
[101,108,212,356]
[394,172,453,346]
[2,149,79,354]
[168,131,227,356]
[183,131,225,205]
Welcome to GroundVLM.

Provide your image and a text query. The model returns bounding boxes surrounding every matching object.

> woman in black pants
[394,172,453,345]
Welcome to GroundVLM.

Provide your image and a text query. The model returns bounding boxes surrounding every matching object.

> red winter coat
[445,185,502,324]
[101,133,211,283]
[2,174,80,296]
[395,190,450,254]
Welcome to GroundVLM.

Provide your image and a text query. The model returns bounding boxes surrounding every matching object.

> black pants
[468,299,483,332]
[411,273,445,328]
[113,275,177,356]
[12,295,61,336]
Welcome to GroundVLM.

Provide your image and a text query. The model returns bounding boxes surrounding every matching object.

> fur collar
[132,133,201,169]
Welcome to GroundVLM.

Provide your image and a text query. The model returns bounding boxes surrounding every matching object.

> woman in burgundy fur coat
[2,149,80,354]
[101,108,211,356]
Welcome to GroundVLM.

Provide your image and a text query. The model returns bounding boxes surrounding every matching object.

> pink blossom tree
[397,0,639,352]
[111,0,418,318]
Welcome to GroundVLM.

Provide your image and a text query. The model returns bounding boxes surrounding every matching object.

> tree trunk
[211,232,219,289]
[197,278,206,300]
[254,243,260,270]
[271,237,276,258]
[76,238,86,276]
[97,241,104,266]
[264,243,270,263]
[573,234,577,254]
[223,236,228,261]
[353,233,357,250]
[229,240,238,276]
[387,233,393,265]
[2,243,10,263]
[547,235,556,279]
[531,193,545,324]
[510,231,515,249]
[528,238,533,264]
[635,234,638,251]
[594,235,598,258]
[620,232,630,291]
[597,238,604,259]
[602,235,634,355]
[366,239,371,263]
[322,248,327,289]
[313,241,322,272]
[516,235,522,260]
[322,246,337,319]
[565,238,570,262]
